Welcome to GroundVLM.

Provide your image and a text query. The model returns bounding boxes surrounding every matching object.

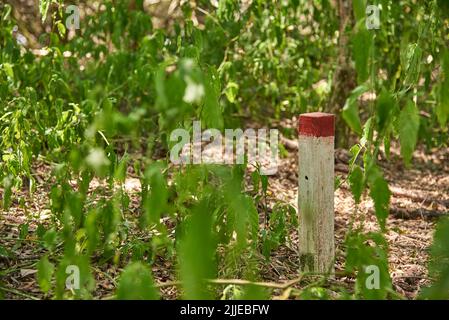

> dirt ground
[1,137,448,299]
[266,138,449,299]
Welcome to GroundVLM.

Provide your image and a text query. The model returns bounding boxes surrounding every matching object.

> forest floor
[1,129,448,300]
[267,139,449,299]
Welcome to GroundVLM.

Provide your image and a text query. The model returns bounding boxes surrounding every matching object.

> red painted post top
[298,112,335,137]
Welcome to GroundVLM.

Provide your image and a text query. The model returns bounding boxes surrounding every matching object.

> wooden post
[298,112,335,273]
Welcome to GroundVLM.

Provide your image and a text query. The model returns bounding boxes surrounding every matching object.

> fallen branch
[0,285,40,300]
[208,277,303,289]
[280,135,298,151]
[390,207,447,220]
[154,276,304,290]
[390,186,449,207]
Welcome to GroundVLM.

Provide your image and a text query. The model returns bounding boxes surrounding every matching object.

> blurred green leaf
[39,0,51,23]
[402,43,422,87]
[437,50,449,127]
[352,29,372,84]
[224,82,239,103]
[141,162,168,227]
[203,68,224,130]
[345,231,392,299]
[366,161,390,230]
[37,256,54,294]
[349,165,364,203]
[342,85,369,135]
[1,63,14,79]
[420,218,449,299]
[178,199,216,299]
[353,0,367,22]
[375,90,396,134]
[56,21,66,38]
[398,100,420,166]
[116,262,159,300]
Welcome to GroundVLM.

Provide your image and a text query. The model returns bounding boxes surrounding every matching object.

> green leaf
[37,256,54,294]
[19,223,29,240]
[352,29,373,84]
[85,210,99,254]
[437,50,449,128]
[349,166,364,203]
[420,218,449,299]
[345,231,392,299]
[366,162,391,229]
[178,199,216,299]
[224,82,239,103]
[245,195,259,242]
[240,284,270,300]
[155,64,168,110]
[202,68,224,129]
[369,177,390,229]
[2,176,13,210]
[114,154,129,183]
[398,100,420,166]
[360,117,373,147]
[39,0,51,23]
[349,144,361,167]
[261,175,268,194]
[342,85,369,134]
[42,228,58,251]
[375,90,396,134]
[54,255,95,299]
[0,245,12,259]
[57,21,66,38]
[402,43,422,87]
[1,63,14,79]
[116,262,159,300]
[217,0,238,22]
[383,128,391,160]
[353,0,367,22]
[142,162,168,226]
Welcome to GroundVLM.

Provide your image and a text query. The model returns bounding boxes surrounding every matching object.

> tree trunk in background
[328,0,356,148]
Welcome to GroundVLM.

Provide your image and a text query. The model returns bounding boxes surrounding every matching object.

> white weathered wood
[298,115,335,274]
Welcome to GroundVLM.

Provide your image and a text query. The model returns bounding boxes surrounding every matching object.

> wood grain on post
[297,112,335,274]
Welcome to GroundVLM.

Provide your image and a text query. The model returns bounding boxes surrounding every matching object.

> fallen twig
[0,285,40,300]
[153,276,304,290]
[390,207,447,220]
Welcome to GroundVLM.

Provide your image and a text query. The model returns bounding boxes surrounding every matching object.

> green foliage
[37,256,54,294]
[349,165,364,204]
[437,50,449,128]
[342,85,369,135]
[401,43,423,88]
[375,90,397,135]
[1,0,447,301]
[262,204,297,259]
[420,218,449,299]
[398,100,420,166]
[353,29,373,84]
[54,255,95,299]
[116,262,159,300]
[345,231,392,299]
[365,159,391,230]
[178,199,217,299]
[352,0,367,23]
[141,162,168,227]
[39,0,51,22]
